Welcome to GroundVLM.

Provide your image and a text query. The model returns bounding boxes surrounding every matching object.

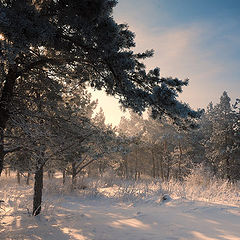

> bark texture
[33,164,43,216]
[0,66,18,174]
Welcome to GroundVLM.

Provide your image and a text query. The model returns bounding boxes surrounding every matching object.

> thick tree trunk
[0,66,18,175]
[33,164,44,216]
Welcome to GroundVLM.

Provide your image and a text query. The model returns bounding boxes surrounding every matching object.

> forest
[0,1,239,239]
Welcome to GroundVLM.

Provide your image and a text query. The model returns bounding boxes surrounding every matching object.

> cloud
[118,19,240,108]
[91,1,240,125]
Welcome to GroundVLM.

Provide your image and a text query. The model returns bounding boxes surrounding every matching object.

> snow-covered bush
[184,164,213,187]
[159,165,240,206]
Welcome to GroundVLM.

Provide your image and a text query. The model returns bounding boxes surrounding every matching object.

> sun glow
[0,33,5,40]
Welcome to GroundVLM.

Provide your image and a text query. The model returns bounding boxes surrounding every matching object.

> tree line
[1,0,236,217]
[115,92,240,182]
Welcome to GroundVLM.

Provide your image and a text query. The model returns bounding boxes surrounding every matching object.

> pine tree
[205,92,240,180]
[0,0,201,175]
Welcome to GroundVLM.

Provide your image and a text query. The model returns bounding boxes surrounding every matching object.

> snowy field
[1,174,240,240]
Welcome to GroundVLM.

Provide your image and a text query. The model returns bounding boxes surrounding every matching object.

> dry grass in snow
[0,169,240,240]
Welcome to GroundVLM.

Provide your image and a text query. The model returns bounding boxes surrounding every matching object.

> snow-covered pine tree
[205,92,240,181]
[0,0,201,176]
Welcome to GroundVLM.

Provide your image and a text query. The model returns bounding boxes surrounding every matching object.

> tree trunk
[137,170,141,180]
[62,170,66,184]
[71,162,77,190]
[178,142,183,179]
[26,171,31,185]
[87,166,91,177]
[134,153,138,181]
[0,129,4,176]
[48,170,54,180]
[0,66,18,175]
[98,161,103,177]
[163,141,168,181]
[124,158,128,179]
[160,157,164,181]
[166,160,170,181]
[226,157,231,181]
[33,164,44,216]
[17,171,21,184]
[151,150,156,178]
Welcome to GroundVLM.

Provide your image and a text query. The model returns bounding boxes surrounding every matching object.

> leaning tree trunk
[33,164,44,216]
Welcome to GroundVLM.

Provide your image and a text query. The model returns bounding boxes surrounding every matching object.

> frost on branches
[0,0,202,171]
[0,0,202,215]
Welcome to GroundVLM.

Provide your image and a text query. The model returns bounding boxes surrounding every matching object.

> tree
[205,92,240,181]
[0,0,201,175]
[117,112,146,179]
[142,113,193,181]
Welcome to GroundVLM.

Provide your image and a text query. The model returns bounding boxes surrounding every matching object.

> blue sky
[116,0,240,27]
[92,0,240,125]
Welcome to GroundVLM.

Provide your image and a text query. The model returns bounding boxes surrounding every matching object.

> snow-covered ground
[1,175,240,240]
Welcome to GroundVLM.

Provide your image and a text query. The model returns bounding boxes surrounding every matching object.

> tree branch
[3,146,22,155]
[17,58,63,78]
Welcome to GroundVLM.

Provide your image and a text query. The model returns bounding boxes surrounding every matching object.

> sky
[91,0,240,126]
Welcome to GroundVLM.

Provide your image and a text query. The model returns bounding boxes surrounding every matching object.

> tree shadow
[0,212,72,240]
[1,198,240,240]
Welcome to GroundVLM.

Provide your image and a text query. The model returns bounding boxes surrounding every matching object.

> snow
[1,176,240,240]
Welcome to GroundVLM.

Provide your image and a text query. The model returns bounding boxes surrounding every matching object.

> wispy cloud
[91,1,240,125]
[115,4,240,108]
